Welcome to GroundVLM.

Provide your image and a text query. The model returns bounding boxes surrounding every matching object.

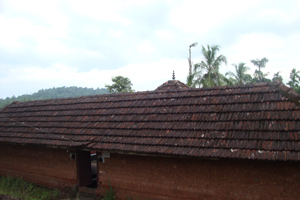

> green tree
[251,57,268,72]
[250,57,269,82]
[272,71,283,82]
[0,87,109,109]
[186,73,195,87]
[105,76,134,93]
[287,68,300,93]
[226,63,252,85]
[251,70,271,84]
[192,45,227,88]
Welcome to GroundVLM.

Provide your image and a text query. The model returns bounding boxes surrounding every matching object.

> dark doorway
[90,152,98,188]
[76,150,97,188]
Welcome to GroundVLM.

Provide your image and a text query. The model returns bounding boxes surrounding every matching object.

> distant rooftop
[155,80,189,91]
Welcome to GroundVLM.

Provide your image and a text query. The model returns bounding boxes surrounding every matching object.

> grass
[101,185,144,200]
[101,185,116,200]
[0,176,142,200]
[0,176,60,200]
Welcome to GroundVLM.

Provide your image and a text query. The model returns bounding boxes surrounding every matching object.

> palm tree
[251,57,268,72]
[226,63,252,85]
[251,70,271,84]
[192,45,227,87]
[250,57,268,82]
[287,68,300,92]
[186,73,195,87]
[272,71,283,82]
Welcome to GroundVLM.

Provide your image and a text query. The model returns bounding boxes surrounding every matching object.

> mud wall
[0,144,77,188]
[97,153,300,200]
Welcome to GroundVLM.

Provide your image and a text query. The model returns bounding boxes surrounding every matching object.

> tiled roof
[0,82,300,161]
[155,80,190,91]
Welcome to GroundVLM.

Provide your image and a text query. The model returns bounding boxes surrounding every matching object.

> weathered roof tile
[0,82,300,161]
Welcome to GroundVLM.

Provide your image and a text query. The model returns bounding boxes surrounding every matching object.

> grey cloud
[208,2,300,46]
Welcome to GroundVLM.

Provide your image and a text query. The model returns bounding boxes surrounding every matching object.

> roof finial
[172,70,175,80]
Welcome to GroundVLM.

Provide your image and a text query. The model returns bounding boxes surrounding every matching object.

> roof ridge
[155,80,189,91]
[270,82,300,107]
[1,81,300,161]
[2,83,276,109]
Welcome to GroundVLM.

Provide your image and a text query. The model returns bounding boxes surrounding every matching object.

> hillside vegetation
[0,86,108,109]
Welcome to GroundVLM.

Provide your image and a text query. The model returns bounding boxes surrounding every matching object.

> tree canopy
[287,68,300,93]
[0,86,108,109]
[191,45,227,88]
[226,63,252,85]
[272,72,283,83]
[186,43,299,94]
[250,58,269,82]
[250,58,268,72]
[105,76,134,93]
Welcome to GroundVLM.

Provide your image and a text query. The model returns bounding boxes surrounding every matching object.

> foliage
[101,185,116,200]
[251,70,271,84]
[287,68,300,93]
[186,73,195,87]
[272,71,283,82]
[226,63,252,85]
[250,58,269,82]
[191,45,227,88]
[185,44,299,95]
[0,86,108,109]
[105,76,134,93]
[0,176,59,200]
[250,57,268,72]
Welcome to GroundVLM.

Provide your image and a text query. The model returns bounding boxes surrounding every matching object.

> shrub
[0,176,59,200]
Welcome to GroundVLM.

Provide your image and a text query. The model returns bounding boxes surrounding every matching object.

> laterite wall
[0,144,77,188]
[97,153,300,200]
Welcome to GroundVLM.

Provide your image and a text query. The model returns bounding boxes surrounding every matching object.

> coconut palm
[192,45,227,87]
[272,71,283,82]
[287,68,300,93]
[186,73,194,87]
[251,70,271,84]
[226,63,252,85]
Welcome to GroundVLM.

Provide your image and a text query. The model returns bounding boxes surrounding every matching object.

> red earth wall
[97,153,300,200]
[0,144,77,189]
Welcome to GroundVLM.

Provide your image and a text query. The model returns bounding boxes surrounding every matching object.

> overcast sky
[0,0,300,98]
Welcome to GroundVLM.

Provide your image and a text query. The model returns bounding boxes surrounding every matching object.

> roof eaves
[270,82,300,107]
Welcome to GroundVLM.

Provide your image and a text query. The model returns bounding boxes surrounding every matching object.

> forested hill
[0,86,109,108]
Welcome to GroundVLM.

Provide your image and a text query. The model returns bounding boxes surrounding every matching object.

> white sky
[0,0,300,98]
